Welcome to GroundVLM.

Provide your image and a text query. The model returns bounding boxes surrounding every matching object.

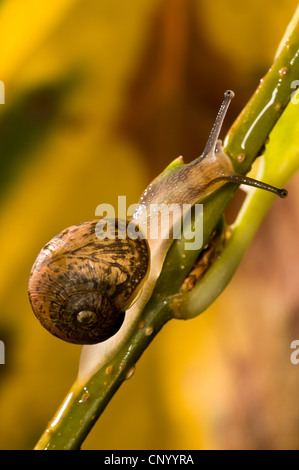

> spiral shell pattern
[28,219,149,344]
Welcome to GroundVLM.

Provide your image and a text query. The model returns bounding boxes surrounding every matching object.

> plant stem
[36,301,172,450]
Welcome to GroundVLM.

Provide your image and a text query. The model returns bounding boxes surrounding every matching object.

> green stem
[36,301,171,450]
[35,9,299,450]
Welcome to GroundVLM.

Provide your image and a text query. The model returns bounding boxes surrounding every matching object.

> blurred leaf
[0,0,80,82]
[0,76,78,202]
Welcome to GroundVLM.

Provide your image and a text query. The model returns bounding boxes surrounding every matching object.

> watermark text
[291,80,299,104]
[0,81,4,104]
[95,196,203,251]
[0,340,5,364]
[290,340,299,365]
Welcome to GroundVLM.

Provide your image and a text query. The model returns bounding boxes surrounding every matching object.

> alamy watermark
[290,340,299,365]
[291,80,299,104]
[0,81,4,104]
[0,341,4,364]
[95,196,203,251]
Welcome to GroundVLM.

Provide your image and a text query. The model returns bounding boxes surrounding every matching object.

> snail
[28,90,287,345]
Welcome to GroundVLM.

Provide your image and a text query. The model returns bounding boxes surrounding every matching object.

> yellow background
[0,0,299,450]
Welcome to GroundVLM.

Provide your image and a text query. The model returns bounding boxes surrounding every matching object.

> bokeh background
[0,0,299,450]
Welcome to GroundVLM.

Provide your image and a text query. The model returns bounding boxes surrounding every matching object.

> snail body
[28,90,287,347]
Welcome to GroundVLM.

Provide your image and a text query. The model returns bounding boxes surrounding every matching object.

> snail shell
[28,220,149,344]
